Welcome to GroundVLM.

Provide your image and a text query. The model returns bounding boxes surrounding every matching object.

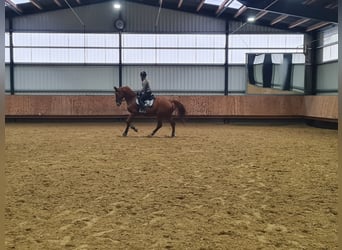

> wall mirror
[246,53,305,95]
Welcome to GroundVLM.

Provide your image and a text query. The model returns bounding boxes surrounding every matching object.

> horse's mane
[121,86,136,97]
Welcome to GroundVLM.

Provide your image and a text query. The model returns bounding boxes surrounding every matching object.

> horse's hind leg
[150,119,162,137]
[170,118,176,137]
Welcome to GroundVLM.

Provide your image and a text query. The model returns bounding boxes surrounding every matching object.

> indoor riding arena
[4,1,339,250]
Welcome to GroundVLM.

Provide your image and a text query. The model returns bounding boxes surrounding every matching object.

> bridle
[116,95,123,106]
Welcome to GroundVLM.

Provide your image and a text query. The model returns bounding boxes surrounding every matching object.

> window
[12,32,119,64]
[5,32,10,47]
[122,34,226,64]
[11,0,30,4]
[323,44,338,62]
[8,31,306,65]
[323,27,338,46]
[228,34,304,64]
[205,0,244,9]
[322,26,338,62]
[292,53,305,64]
[5,32,10,63]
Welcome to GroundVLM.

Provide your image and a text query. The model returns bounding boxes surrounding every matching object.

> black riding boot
[139,99,146,113]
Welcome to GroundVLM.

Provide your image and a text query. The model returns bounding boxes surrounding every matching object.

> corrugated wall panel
[123,2,157,33]
[5,18,9,30]
[7,1,302,96]
[229,20,292,34]
[124,2,226,33]
[123,66,225,94]
[11,3,290,34]
[316,62,338,93]
[14,65,119,92]
[228,66,246,93]
[12,2,119,32]
[11,1,225,33]
[292,65,305,91]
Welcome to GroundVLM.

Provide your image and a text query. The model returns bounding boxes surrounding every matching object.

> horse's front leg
[149,119,162,137]
[123,114,135,136]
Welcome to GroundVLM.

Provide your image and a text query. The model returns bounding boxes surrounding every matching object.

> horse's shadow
[116,134,177,139]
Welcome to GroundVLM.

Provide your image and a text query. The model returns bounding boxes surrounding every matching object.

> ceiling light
[113,3,121,9]
[247,16,255,22]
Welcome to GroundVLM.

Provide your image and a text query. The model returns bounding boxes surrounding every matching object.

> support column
[0,0,5,249]
[224,20,229,95]
[118,31,122,87]
[338,8,342,249]
[304,33,317,95]
[9,17,14,95]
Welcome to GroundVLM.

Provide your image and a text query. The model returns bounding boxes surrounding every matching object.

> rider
[138,71,152,113]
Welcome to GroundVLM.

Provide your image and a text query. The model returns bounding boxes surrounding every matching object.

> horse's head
[114,86,124,106]
[114,86,136,106]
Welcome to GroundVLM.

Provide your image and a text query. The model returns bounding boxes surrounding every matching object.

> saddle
[136,96,155,108]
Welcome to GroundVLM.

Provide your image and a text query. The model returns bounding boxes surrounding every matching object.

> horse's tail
[171,100,186,121]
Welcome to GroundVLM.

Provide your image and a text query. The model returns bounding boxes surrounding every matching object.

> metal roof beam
[234,5,247,18]
[177,0,183,8]
[5,0,22,14]
[306,21,331,32]
[270,14,288,25]
[288,18,310,29]
[302,0,316,5]
[196,0,205,12]
[30,0,43,10]
[324,3,338,9]
[255,10,268,21]
[216,0,232,16]
[237,0,337,23]
[54,0,62,7]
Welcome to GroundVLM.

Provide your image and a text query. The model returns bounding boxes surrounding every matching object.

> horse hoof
[148,134,153,137]
[122,133,127,137]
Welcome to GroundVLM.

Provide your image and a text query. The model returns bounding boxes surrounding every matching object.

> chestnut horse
[114,86,186,137]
